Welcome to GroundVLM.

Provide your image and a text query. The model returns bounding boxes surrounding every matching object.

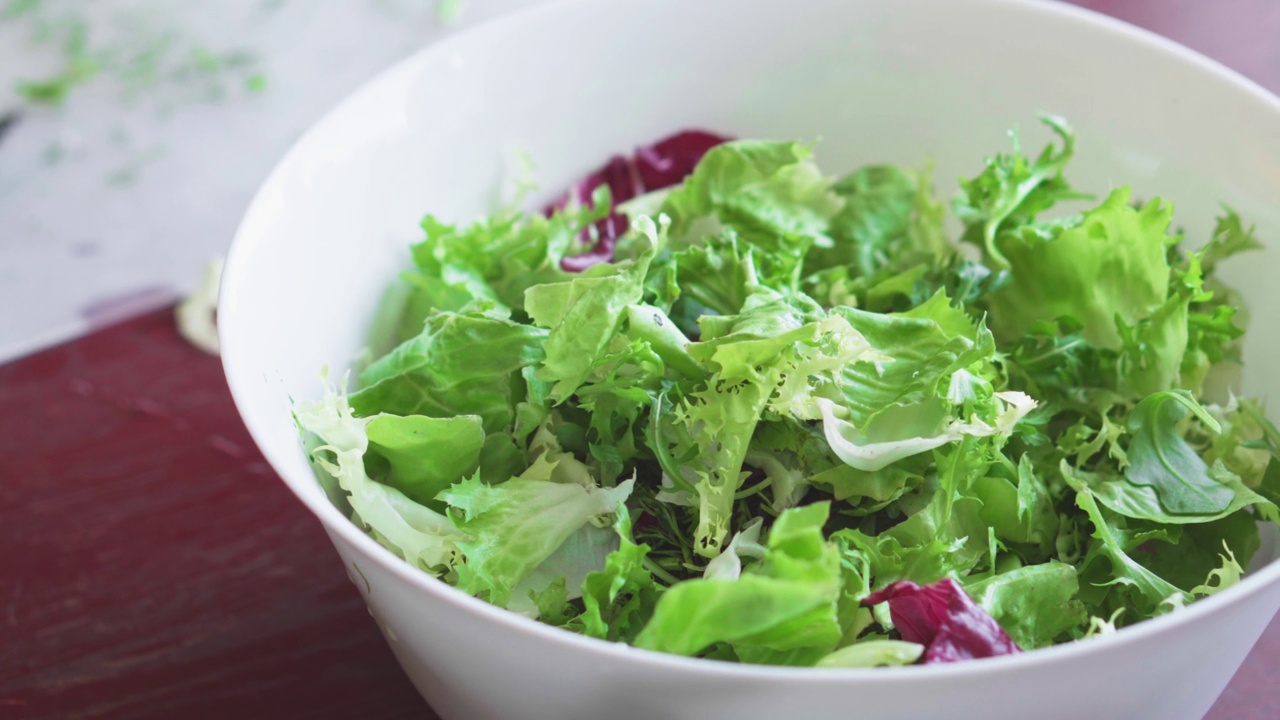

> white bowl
[219,1,1280,718]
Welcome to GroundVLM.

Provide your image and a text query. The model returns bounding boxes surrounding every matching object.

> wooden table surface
[4,3,1280,718]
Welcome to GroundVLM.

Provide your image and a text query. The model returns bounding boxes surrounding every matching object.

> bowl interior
[221,0,1280,581]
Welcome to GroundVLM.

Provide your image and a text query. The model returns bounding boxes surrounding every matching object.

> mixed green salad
[296,118,1280,667]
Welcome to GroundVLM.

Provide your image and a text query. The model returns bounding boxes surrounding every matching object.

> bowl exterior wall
[331,530,1280,720]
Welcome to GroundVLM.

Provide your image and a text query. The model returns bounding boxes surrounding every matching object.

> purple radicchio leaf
[862,578,1022,663]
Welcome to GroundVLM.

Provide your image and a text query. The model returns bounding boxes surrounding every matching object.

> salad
[296,118,1280,667]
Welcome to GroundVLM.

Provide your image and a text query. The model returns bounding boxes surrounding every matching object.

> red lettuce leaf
[634,129,729,190]
[550,129,732,271]
[862,578,1022,663]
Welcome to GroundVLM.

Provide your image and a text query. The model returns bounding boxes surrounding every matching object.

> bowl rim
[220,0,1280,681]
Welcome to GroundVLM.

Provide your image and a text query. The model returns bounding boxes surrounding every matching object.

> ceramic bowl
[220,1,1280,718]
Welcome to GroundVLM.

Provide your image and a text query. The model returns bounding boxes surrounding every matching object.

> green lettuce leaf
[295,384,461,574]
[808,163,951,291]
[811,165,920,277]
[510,521,618,618]
[670,286,876,556]
[578,506,661,643]
[634,503,842,662]
[351,307,547,432]
[830,292,995,428]
[704,518,766,580]
[965,562,1085,648]
[402,193,608,322]
[525,218,659,402]
[970,453,1057,552]
[986,187,1173,350]
[1199,207,1263,274]
[440,474,635,607]
[364,414,484,506]
[814,639,923,668]
[817,390,1033,472]
[660,140,843,253]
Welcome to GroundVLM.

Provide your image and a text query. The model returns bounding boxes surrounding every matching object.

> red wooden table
[4,3,1280,718]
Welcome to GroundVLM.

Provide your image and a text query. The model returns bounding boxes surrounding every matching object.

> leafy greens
[296,122,1278,667]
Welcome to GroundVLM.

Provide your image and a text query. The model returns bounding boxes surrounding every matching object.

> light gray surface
[0,0,537,360]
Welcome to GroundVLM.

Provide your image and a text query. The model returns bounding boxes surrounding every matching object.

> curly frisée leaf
[578,506,661,642]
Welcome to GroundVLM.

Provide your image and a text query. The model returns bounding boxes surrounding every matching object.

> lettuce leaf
[577,506,661,643]
[986,187,1173,351]
[660,140,843,254]
[526,218,658,402]
[364,414,484,506]
[440,474,635,607]
[351,307,546,432]
[635,503,842,662]
[965,562,1085,649]
[954,114,1086,268]
[295,385,461,574]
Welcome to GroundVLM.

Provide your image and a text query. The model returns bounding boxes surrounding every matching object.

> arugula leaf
[1073,486,1190,613]
[1063,459,1272,526]
[1135,511,1259,593]
[1125,391,1235,516]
